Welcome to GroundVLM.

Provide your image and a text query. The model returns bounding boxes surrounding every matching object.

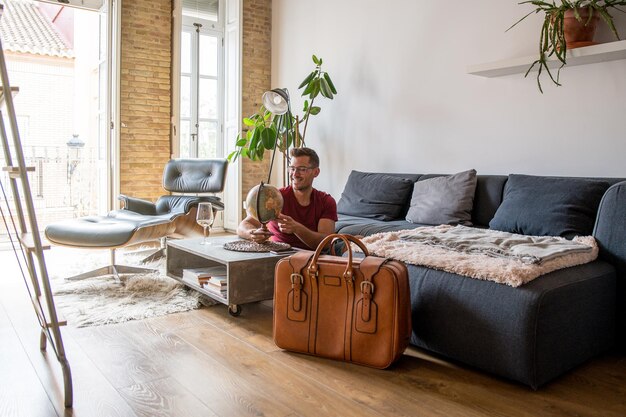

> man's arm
[237,215,272,243]
[276,214,335,249]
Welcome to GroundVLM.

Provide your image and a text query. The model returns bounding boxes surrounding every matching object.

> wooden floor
[1,250,626,417]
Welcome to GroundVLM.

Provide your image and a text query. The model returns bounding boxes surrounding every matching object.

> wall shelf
[467,39,626,78]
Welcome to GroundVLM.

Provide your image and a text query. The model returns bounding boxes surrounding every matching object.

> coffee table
[166,236,292,316]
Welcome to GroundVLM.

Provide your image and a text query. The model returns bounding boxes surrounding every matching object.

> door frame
[106,0,121,212]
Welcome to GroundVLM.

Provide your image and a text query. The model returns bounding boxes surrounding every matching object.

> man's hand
[249,227,273,243]
[276,213,301,235]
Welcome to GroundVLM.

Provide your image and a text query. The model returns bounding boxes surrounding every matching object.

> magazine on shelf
[182,266,227,286]
[206,275,227,287]
[203,284,227,298]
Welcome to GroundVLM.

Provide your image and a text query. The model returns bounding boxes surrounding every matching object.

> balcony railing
[0,145,102,248]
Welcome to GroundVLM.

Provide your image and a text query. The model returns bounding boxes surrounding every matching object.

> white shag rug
[49,249,214,328]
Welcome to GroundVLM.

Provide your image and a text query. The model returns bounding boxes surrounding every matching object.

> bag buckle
[360,280,375,294]
[290,273,303,285]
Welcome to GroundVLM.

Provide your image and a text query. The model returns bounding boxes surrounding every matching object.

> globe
[245,182,283,224]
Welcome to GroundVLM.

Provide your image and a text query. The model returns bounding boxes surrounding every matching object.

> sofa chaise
[335,170,625,388]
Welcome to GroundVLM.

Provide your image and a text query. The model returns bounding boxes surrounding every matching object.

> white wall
[271,0,626,198]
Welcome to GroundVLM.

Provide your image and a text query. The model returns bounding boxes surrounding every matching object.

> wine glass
[196,202,214,245]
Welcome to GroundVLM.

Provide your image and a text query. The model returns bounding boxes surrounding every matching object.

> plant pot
[563,7,600,49]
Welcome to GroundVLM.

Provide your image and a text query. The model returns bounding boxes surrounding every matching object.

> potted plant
[227,55,337,164]
[508,0,626,92]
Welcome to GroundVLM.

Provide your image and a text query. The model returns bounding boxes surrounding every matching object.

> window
[178,1,223,159]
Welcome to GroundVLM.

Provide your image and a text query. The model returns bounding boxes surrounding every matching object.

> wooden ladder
[0,4,73,409]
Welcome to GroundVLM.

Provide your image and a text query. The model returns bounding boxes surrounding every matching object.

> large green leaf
[236,137,247,146]
[320,78,334,99]
[298,71,316,89]
[249,128,260,150]
[323,73,337,94]
[262,127,277,149]
[310,80,320,99]
[227,150,238,162]
[309,106,321,115]
[302,81,314,96]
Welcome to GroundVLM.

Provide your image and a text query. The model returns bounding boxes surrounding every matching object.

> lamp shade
[262,88,289,115]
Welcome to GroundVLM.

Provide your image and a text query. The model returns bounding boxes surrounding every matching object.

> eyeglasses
[288,166,315,174]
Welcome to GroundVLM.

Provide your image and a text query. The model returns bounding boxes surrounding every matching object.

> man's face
[289,155,319,191]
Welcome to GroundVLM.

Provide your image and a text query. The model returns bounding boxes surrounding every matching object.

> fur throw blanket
[358,225,598,287]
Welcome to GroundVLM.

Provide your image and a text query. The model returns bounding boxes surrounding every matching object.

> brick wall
[119,0,171,201]
[241,0,272,206]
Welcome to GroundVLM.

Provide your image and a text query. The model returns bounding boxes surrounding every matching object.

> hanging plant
[508,0,626,92]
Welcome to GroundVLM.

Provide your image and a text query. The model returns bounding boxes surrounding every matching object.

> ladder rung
[3,166,35,178]
[0,85,19,103]
[33,296,67,327]
[48,318,68,328]
[19,233,51,250]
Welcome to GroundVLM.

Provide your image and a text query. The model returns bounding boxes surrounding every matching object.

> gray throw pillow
[406,169,477,226]
[337,171,416,221]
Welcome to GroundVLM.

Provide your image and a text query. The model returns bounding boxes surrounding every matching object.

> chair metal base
[64,248,155,283]
[140,247,165,263]
[139,236,167,264]
[64,264,156,282]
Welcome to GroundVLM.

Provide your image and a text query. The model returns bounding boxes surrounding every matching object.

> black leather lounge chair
[45,158,228,281]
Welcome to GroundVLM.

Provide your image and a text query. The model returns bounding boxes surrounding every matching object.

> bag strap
[358,256,386,322]
[287,251,314,277]
[286,251,314,316]
[360,256,386,283]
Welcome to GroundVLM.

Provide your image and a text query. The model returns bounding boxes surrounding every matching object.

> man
[237,147,337,249]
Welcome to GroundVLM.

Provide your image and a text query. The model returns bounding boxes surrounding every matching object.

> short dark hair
[290,147,319,168]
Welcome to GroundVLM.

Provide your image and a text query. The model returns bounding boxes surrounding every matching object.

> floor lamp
[261,88,295,185]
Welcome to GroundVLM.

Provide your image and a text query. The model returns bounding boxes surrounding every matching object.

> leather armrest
[118,195,158,215]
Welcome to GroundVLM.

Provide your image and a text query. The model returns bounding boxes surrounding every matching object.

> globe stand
[257,222,271,244]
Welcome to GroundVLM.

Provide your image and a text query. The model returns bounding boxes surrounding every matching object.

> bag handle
[308,233,369,280]
[329,234,370,256]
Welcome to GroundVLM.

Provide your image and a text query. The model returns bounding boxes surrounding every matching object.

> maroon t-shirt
[267,186,338,249]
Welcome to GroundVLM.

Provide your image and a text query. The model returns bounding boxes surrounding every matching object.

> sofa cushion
[489,175,610,238]
[337,171,415,221]
[337,218,425,237]
[472,175,508,227]
[406,169,477,226]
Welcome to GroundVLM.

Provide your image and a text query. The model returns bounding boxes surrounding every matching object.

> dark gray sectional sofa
[335,171,626,388]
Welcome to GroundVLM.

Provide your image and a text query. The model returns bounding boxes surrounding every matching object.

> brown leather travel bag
[273,234,411,369]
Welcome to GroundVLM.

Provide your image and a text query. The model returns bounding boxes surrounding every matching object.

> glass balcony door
[179,21,223,159]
